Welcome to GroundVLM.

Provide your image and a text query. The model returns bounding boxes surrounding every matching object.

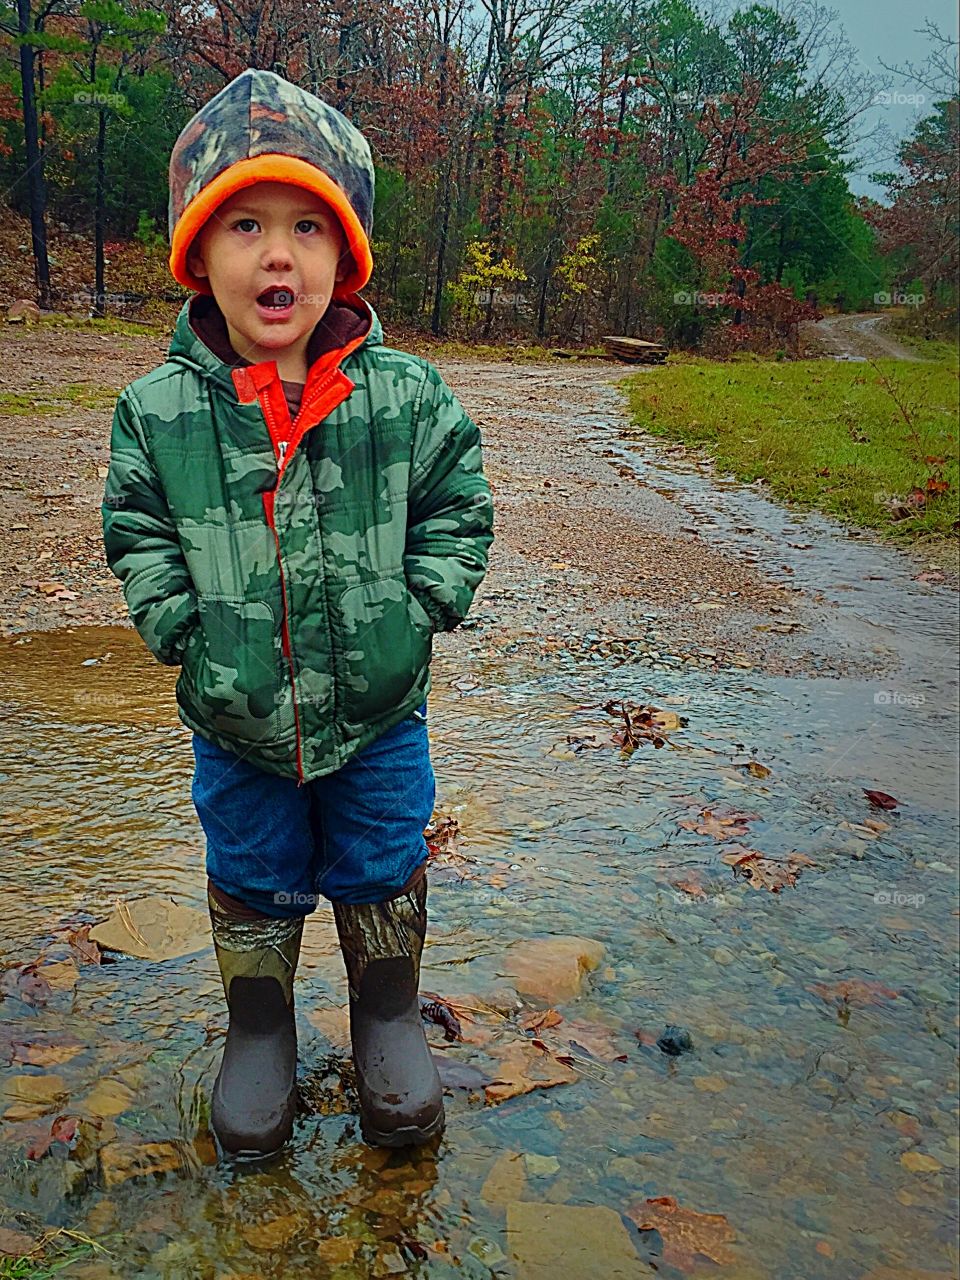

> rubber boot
[207,882,304,1158]
[332,865,445,1147]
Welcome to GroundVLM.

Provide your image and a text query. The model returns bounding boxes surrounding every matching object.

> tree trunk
[17,0,51,308]
[93,105,107,318]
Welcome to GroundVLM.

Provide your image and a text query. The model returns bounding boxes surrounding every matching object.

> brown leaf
[0,963,52,1006]
[864,789,900,810]
[807,979,900,1007]
[720,848,811,892]
[626,1194,737,1270]
[484,1040,579,1104]
[25,1113,79,1160]
[518,1009,563,1032]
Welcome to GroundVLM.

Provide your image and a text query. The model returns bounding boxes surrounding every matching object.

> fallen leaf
[25,1114,80,1160]
[0,963,52,1006]
[721,848,811,891]
[484,1039,579,1104]
[864,789,899,810]
[807,979,900,1008]
[626,1194,737,1269]
[518,1009,563,1032]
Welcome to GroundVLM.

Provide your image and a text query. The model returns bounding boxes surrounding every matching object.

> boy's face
[186,181,352,381]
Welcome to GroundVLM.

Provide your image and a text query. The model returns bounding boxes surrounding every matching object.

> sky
[832,0,959,199]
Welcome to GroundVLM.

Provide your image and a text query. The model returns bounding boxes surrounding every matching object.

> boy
[101,68,494,1159]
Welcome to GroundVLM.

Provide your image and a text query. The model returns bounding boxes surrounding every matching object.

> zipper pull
[277,440,288,467]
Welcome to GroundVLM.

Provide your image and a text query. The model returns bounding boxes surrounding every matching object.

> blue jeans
[191,701,435,915]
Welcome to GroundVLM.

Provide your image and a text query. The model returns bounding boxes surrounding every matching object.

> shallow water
[0,596,956,1279]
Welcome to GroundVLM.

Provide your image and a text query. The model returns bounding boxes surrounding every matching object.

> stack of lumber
[602,335,669,363]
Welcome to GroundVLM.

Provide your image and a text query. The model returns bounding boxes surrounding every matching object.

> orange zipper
[231,324,370,786]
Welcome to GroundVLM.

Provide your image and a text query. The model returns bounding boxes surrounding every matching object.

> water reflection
[0,616,956,1279]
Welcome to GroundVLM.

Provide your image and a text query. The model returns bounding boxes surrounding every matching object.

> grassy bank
[622,354,959,551]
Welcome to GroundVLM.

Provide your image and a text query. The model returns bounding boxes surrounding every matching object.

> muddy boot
[332,866,445,1147]
[207,882,304,1158]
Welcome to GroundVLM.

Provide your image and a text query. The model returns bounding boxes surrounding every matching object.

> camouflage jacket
[101,296,494,782]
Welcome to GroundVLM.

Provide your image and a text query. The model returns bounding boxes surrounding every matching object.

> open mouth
[256,286,295,309]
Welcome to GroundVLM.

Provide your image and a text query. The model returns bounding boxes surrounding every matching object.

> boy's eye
[231,218,327,234]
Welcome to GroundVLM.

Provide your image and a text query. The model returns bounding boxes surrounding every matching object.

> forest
[1,0,958,349]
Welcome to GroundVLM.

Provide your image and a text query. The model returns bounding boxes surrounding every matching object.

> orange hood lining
[168,154,373,300]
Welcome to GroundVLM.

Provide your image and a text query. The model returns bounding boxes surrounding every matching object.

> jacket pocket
[336,573,433,725]
[178,596,283,743]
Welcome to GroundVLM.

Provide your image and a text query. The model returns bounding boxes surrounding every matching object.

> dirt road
[801,311,920,361]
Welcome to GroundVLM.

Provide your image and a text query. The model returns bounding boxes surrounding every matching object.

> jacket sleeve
[404,363,494,633]
[101,390,199,666]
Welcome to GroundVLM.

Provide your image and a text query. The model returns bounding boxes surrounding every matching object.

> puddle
[0,621,956,1278]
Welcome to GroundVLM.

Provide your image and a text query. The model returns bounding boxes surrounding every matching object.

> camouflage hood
[168,68,375,298]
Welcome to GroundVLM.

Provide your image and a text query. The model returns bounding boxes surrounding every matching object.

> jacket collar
[166,292,383,395]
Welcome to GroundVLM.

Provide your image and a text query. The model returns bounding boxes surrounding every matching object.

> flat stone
[481,1151,528,1205]
[500,936,605,1002]
[506,1202,650,1278]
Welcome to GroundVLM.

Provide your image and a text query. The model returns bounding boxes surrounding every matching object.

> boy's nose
[261,237,295,271]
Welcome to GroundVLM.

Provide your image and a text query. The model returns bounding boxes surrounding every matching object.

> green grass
[622,355,960,548]
[0,385,118,415]
[0,1235,105,1278]
[35,314,166,337]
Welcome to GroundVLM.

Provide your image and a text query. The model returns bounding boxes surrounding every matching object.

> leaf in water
[742,760,771,779]
[679,809,750,840]
[671,876,707,899]
[306,1003,351,1051]
[807,979,900,1008]
[626,1194,738,1270]
[25,1113,80,1160]
[721,849,806,892]
[484,1039,579,1104]
[864,789,900,810]
[0,963,52,1006]
[518,1009,563,1032]
[89,895,208,962]
[63,923,102,965]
